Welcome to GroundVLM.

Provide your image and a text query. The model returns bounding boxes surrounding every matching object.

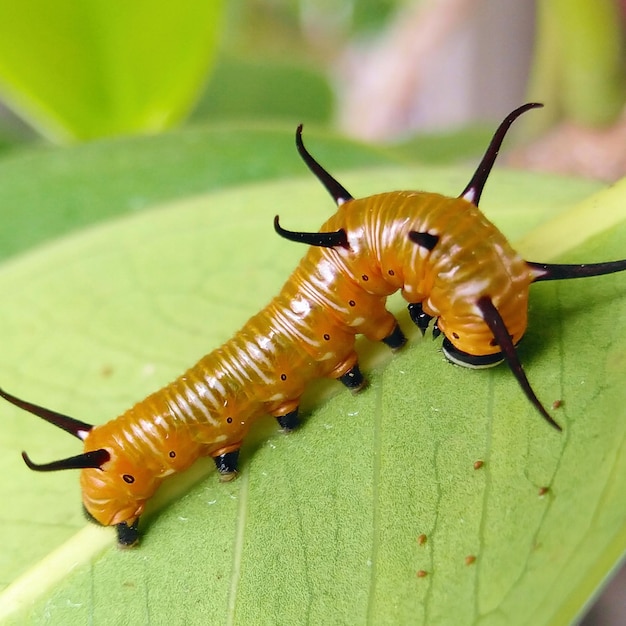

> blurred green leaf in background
[0,1,225,141]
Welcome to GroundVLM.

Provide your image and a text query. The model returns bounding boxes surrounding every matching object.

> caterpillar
[2,102,626,548]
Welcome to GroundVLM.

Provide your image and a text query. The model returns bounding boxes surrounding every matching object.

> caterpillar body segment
[4,103,626,546]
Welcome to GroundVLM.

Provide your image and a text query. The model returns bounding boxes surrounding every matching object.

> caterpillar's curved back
[2,103,626,547]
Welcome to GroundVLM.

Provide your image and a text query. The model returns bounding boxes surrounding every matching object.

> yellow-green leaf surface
[0,1,224,140]
[0,164,623,625]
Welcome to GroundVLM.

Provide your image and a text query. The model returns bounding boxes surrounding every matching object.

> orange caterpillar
[2,103,626,546]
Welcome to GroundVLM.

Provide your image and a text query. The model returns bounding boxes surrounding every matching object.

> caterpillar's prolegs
[382,323,407,351]
[408,303,434,336]
[213,450,240,481]
[274,330,401,431]
[338,364,366,392]
[276,409,300,431]
[116,519,140,548]
[338,324,406,395]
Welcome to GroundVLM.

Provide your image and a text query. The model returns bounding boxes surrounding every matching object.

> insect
[1,103,625,547]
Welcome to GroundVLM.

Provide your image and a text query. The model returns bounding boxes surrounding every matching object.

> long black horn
[274,215,349,249]
[527,259,626,282]
[22,448,110,472]
[296,125,353,206]
[0,386,92,441]
[475,295,562,431]
[460,103,543,206]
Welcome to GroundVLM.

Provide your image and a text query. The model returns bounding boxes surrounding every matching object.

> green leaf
[191,58,334,125]
[528,0,626,129]
[0,1,225,140]
[0,154,623,624]
[0,125,403,262]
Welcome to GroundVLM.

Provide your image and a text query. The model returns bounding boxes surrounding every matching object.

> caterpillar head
[78,422,162,527]
[0,388,159,533]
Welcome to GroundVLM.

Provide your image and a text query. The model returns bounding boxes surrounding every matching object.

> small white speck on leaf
[142,363,156,377]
